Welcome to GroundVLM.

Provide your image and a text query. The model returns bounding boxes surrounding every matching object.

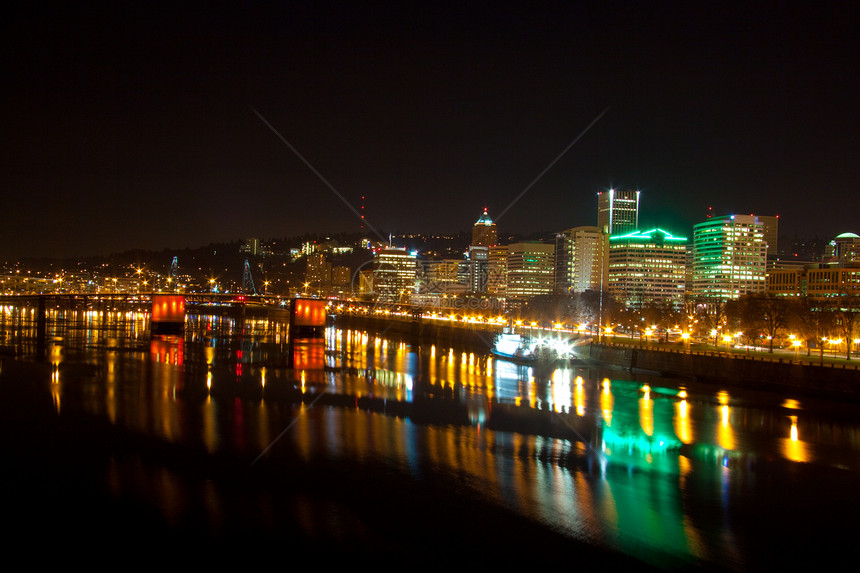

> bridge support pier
[36,296,47,339]
[35,296,48,360]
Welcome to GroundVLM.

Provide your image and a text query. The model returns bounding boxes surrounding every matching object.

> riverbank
[328,313,860,401]
[586,342,860,401]
[329,312,501,351]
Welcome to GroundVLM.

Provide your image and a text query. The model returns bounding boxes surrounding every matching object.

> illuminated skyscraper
[607,228,687,309]
[372,247,417,302]
[471,207,498,247]
[824,232,860,264]
[597,188,639,235]
[555,226,607,293]
[691,214,767,299]
[486,245,508,296]
[466,245,489,292]
[506,242,555,305]
[305,253,331,294]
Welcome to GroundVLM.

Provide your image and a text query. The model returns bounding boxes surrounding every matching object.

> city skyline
[2,2,858,260]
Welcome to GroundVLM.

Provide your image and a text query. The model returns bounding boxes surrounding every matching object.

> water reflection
[3,309,860,568]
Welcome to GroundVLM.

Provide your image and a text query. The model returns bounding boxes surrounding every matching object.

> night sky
[2,1,858,259]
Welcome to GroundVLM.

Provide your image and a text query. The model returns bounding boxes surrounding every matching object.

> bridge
[0,293,508,325]
[0,291,287,311]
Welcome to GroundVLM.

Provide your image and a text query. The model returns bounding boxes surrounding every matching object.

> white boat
[492,327,590,366]
[491,329,537,363]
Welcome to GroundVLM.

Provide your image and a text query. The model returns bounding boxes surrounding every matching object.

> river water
[1,307,859,569]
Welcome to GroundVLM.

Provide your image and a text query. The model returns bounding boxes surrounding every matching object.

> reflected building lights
[601,378,613,427]
[551,369,572,414]
[640,385,654,437]
[781,415,810,463]
[675,398,693,444]
[574,376,585,417]
[716,391,735,451]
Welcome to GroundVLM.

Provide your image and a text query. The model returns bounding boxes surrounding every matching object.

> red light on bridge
[152,295,185,322]
[151,294,185,334]
[292,298,326,327]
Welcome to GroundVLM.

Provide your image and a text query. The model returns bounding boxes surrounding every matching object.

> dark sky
[2,1,858,259]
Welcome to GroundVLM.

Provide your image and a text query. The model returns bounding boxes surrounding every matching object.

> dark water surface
[2,309,859,569]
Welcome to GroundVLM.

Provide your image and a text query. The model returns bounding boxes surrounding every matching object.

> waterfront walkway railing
[595,338,860,371]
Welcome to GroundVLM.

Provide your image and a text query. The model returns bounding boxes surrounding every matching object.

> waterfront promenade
[586,336,860,402]
[331,309,860,401]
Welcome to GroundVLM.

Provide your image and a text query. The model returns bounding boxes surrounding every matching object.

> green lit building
[691,214,767,300]
[607,228,687,309]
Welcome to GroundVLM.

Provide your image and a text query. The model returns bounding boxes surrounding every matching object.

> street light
[832,338,843,357]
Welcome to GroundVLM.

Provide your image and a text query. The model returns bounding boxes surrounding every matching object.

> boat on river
[492,327,589,366]
[491,329,538,363]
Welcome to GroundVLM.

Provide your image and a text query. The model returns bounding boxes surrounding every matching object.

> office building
[465,245,489,292]
[606,228,687,309]
[768,264,860,298]
[486,245,508,296]
[691,214,767,299]
[758,215,779,256]
[555,226,606,293]
[471,207,498,247]
[506,242,555,305]
[824,232,860,264]
[305,253,331,294]
[420,259,466,294]
[372,247,417,302]
[330,266,351,295]
[597,188,639,235]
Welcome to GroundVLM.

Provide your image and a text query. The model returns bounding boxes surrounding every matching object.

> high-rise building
[486,245,508,296]
[471,207,498,247]
[331,266,351,292]
[758,215,779,256]
[691,214,767,300]
[305,253,331,294]
[606,228,687,309]
[422,259,465,293]
[555,226,607,293]
[372,247,417,302]
[506,242,555,305]
[597,188,639,235]
[824,232,860,264]
[466,245,489,292]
